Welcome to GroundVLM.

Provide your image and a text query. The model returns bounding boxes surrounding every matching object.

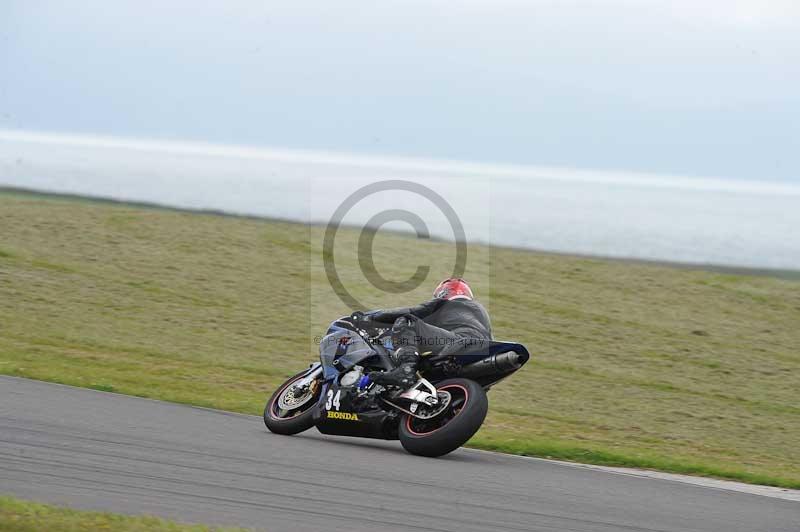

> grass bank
[1,190,798,489]
[0,496,246,532]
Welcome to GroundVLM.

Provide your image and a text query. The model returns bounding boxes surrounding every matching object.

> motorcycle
[263,314,530,457]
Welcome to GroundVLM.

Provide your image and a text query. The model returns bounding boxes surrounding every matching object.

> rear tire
[399,378,488,457]
[264,371,320,435]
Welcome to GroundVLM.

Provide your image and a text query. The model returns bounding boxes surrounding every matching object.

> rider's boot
[369,346,420,388]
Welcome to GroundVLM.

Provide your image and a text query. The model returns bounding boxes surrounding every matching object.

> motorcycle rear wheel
[399,378,488,457]
[264,371,320,435]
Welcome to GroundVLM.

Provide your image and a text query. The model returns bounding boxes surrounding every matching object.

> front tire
[264,371,320,435]
[399,378,488,457]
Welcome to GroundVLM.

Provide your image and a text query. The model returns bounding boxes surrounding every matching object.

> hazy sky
[2,1,798,182]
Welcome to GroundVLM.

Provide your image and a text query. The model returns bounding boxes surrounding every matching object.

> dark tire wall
[398,378,488,457]
[263,371,319,435]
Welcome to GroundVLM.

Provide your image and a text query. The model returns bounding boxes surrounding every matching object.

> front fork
[293,363,323,390]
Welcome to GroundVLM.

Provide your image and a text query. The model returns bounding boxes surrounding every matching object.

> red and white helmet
[433,278,473,301]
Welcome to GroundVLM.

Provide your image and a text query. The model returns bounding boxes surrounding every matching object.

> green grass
[0,496,247,532]
[1,190,799,489]
[469,438,797,488]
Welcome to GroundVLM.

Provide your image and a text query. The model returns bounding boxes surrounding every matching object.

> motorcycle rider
[355,278,492,388]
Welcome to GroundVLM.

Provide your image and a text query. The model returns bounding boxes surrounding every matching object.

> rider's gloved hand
[349,311,378,334]
[351,311,380,326]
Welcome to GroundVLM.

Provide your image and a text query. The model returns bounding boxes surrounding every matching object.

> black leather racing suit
[370,298,492,356]
[364,298,493,386]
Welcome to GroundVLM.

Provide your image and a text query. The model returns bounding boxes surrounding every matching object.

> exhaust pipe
[458,351,524,379]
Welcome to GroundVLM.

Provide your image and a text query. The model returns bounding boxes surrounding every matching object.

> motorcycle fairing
[313,379,399,440]
[318,325,375,379]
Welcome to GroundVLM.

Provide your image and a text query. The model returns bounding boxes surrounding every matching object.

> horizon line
[1,128,799,196]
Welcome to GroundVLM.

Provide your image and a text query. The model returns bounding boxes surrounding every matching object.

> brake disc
[278,384,314,410]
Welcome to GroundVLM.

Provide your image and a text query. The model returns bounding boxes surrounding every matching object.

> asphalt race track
[1,376,798,531]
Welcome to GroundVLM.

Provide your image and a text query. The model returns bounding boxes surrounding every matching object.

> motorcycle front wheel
[264,371,320,435]
[398,378,488,457]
